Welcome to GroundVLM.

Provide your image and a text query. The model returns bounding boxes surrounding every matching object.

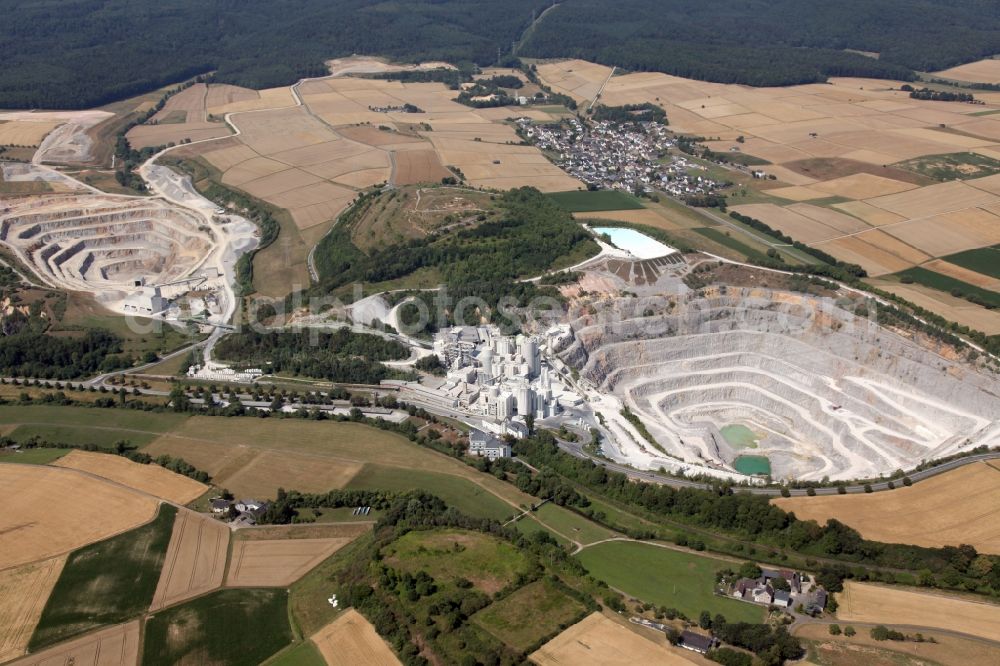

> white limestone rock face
[560,288,1000,481]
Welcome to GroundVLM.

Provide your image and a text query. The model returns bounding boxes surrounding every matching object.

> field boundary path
[589,66,616,110]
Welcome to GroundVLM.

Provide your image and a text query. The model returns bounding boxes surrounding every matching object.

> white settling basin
[593,226,676,259]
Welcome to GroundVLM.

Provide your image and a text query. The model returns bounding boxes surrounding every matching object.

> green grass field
[7,424,161,448]
[576,541,762,623]
[144,588,293,666]
[471,578,585,651]
[512,514,572,547]
[547,190,644,212]
[383,528,530,593]
[896,151,1000,181]
[346,464,515,521]
[290,533,374,637]
[30,504,177,649]
[0,405,187,434]
[0,448,71,464]
[581,495,665,537]
[942,244,1000,280]
[263,641,326,666]
[533,502,616,545]
[896,266,1000,307]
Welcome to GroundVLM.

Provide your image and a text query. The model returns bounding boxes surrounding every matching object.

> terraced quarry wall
[0,193,214,301]
[561,287,1000,481]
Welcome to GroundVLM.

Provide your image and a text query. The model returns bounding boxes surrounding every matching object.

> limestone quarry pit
[557,265,1000,482]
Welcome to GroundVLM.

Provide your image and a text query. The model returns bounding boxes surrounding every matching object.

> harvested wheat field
[0,556,65,663]
[574,208,679,230]
[731,204,848,244]
[773,461,1000,552]
[126,87,232,149]
[837,581,1000,642]
[312,609,401,666]
[813,230,930,277]
[226,538,355,587]
[765,185,828,201]
[216,450,362,499]
[935,59,1000,86]
[149,510,229,611]
[535,60,615,105]
[530,613,701,666]
[0,465,158,570]
[337,126,425,148]
[830,201,905,227]
[8,620,140,666]
[207,86,295,116]
[865,181,999,219]
[871,280,1000,335]
[811,173,917,199]
[393,149,452,185]
[142,418,467,484]
[53,450,207,504]
[0,120,62,147]
[883,207,1000,257]
[794,622,1000,666]
[139,435,363,500]
[785,203,870,235]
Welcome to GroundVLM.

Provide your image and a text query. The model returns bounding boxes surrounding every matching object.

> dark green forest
[213,328,410,383]
[0,0,548,109]
[4,0,1000,108]
[521,0,1000,86]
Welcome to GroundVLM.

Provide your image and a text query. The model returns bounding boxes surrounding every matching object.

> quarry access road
[84,338,206,387]
[555,437,1000,497]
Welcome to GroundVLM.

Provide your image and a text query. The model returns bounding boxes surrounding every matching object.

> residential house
[235,498,265,513]
[732,578,756,599]
[773,590,791,608]
[752,585,774,605]
[762,568,802,593]
[209,498,232,513]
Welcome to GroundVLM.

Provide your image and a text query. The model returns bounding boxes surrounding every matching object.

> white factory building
[433,327,573,435]
[123,283,167,315]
